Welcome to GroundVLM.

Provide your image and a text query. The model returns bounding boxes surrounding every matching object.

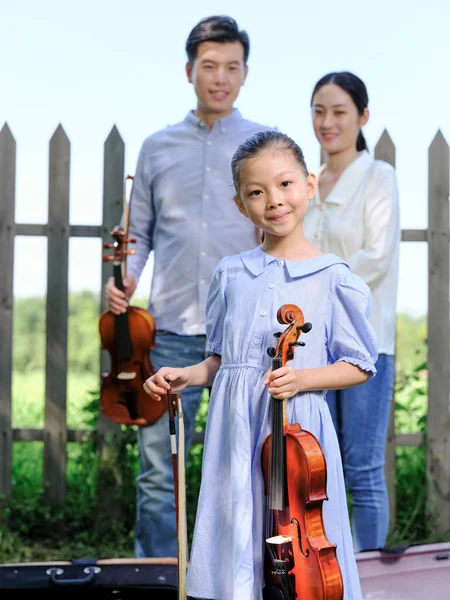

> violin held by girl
[143,130,378,600]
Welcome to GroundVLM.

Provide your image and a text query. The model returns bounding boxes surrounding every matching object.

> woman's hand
[143,367,190,402]
[264,366,300,400]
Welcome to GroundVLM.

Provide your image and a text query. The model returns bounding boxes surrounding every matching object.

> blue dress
[185,247,378,600]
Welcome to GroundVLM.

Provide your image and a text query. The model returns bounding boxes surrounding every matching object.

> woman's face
[311,83,369,155]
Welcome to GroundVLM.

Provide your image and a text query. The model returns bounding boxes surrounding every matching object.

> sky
[2,0,450,317]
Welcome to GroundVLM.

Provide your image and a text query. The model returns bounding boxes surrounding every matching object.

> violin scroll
[102,226,137,264]
[273,304,312,365]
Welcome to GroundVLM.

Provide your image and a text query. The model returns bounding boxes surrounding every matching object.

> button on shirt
[303,150,400,354]
[126,109,272,335]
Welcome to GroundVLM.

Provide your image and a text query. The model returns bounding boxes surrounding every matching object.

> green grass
[12,371,99,430]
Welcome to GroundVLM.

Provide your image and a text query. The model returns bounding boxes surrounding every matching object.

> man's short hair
[185,15,250,64]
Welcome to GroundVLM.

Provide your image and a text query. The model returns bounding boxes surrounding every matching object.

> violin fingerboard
[269,357,285,510]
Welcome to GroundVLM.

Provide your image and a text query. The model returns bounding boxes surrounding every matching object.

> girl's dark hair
[185,16,250,64]
[231,130,309,195]
[311,71,369,152]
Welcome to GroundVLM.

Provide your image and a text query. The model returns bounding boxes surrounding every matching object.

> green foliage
[68,290,101,373]
[1,292,447,562]
[12,371,98,429]
[394,314,427,376]
[12,296,46,372]
[13,291,101,374]
[394,364,427,434]
[1,441,135,562]
[186,388,209,546]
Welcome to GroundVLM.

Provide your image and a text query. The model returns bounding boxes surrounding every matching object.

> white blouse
[303,150,400,355]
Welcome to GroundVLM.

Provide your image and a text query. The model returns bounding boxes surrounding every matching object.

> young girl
[304,71,400,553]
[143,131,377,600]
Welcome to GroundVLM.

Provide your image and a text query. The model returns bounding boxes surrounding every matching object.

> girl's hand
[264,366,300,400]
[143,367,190,402]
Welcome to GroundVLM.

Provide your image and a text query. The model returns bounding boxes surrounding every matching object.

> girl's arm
[296,361,370,392]
[184,354,222,387]
[144,354,221,401]
[265,362,370,400]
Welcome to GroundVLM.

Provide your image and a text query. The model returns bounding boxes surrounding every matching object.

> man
[106,15,272,558]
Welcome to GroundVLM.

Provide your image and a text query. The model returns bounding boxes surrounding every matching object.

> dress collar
[240,246,348,278]
[315,149,373,205]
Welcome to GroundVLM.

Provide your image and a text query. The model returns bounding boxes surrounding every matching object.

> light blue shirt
[126,109,272,335]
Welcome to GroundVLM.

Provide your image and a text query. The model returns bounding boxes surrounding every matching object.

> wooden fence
[0,123,449,536]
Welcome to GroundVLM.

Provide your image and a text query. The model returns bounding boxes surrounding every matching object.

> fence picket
[43,125,71,505]
[426,130,450,535]
[0,124,16,510]
[374,129,397,531]
[95,126,126,526]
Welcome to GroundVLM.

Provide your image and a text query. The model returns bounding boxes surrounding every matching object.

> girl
[304,72,400,553]
[144,131,377,600]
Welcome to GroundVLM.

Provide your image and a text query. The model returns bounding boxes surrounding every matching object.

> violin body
[261,423,344,599]
[99,304,167,425]
[261,304,343,600]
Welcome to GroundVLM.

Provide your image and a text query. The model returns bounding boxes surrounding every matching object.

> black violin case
[0,557,178,597]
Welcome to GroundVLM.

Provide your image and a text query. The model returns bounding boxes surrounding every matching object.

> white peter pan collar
[240,247,348,278]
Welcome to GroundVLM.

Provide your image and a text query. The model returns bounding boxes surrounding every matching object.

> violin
[98,176,167,426]
[261,304,344,600]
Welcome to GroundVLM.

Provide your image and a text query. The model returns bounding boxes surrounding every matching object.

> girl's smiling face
[234,147,317,241]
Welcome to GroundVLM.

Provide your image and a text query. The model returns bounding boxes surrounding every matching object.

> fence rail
[1,123,449,535]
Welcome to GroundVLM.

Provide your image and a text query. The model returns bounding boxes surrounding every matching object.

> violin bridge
[266,535,293,545]
[266,535,294,571]
[117,372,137,380]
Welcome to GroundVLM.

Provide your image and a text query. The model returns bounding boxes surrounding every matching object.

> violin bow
[167,385,188,600]
[122,174,135,280]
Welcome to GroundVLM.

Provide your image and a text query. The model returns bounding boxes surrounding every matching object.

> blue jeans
[326,354,395,553]
[135,332,207,558]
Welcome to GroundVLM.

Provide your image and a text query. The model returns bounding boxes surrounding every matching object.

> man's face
[186,41,248,119]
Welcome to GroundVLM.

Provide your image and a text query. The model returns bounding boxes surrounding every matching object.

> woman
[304,71,400,553]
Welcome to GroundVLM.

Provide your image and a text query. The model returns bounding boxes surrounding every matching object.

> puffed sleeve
[326,273,378,377]
[205,258,228,355]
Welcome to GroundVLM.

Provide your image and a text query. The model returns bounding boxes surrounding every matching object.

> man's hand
[105,274,137,314]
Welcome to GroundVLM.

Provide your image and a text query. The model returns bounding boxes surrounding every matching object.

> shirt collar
[184,108,243,133]
[315,150,373,205]
[240,246,348,278]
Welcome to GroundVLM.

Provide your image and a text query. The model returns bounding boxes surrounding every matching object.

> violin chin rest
[262,585,285,600]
